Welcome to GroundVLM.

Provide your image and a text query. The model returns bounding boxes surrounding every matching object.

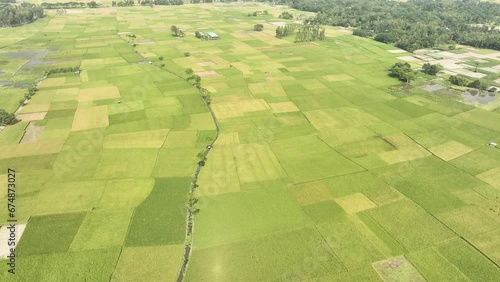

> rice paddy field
[0,2,500,281]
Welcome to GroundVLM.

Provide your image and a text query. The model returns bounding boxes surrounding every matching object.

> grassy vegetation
[0,3,499,281]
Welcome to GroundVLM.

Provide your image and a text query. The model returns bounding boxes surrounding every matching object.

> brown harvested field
[19,122,44,144]
[16,111,47,121]
[197,61,216,67]
[195,70,219,77]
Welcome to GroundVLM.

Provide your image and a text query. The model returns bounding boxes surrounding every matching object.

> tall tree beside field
[422,63,443,75]
[171,25,179,37]
[390,62,416,84]
[0,110,18,126]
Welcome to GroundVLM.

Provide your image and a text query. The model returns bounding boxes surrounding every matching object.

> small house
[206,32,220,40]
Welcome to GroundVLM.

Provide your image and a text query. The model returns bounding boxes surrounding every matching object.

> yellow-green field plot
[103,129,169,148]
[71,106,109,131]
[78,85,121,102]
[232,144,287,185]
[335,193,378,214]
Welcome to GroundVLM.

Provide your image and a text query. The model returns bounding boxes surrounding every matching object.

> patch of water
[461,92,496,105]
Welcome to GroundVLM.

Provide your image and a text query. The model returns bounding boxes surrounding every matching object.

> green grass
[112,245,183,282]
[98,178,155,209]
[302,200,345,224]
[125,177,191,246]
[0,248,120,282]
[436,238,500,281]
[69,209,134,251]
[317,215,385,270]
[407,247,469,281]
[186,227,345,281]
[17,212,87,256]
[361,199,455,251]
[270,135,364,183]
[193,187,313,249]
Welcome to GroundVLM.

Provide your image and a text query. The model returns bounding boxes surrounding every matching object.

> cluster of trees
[185,68,201,88]
[20,85,39,106]
[136,0,183,5]
[449,75,469,87]
[449,75,488,90]
[254,24,263,32]
[295,24,325,42]
[247,10,268,17]
[279,11,293,19]
[41,2,98,9]
[422,63,443,76]
[112,0,134,6]
[276,23,325,42]
[0,4,44,27]
[171,25,185,37]
[288,0,500,51]
[389,62,416,84]
[44,66,80,76]
[0,110,18,126]
[275,24,296,38]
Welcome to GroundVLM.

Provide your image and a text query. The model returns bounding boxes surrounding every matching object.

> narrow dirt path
[118,35,220,282]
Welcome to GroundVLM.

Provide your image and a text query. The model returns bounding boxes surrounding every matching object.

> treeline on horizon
[286,0,500,51]
[0,3,44,27]
[41,1,99,9]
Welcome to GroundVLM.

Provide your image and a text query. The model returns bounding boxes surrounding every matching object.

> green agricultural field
[0,2,499,282]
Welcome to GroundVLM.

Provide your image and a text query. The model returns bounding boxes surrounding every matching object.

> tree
[422,63,443,75]
[185,68,194,76]
[389,62,416,84]
[276,26,283,38]
[159,56,164,61]
[468,79,481,89]
[474,61,479,72]
[192,75,201,88]
[279,11,293,19]
[170,25,179,37]
[0,110,19,126]
[319,29,325,40]
[254,24,264,31]
[468,79,488,90]
[195,31,202,38]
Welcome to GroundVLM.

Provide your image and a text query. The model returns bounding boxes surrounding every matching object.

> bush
[254,24,264,31]
[279,11,293,19]
[184,52,190,57]
[468,79,488,90]
[449,75,469,86]
[422,63,443,75]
